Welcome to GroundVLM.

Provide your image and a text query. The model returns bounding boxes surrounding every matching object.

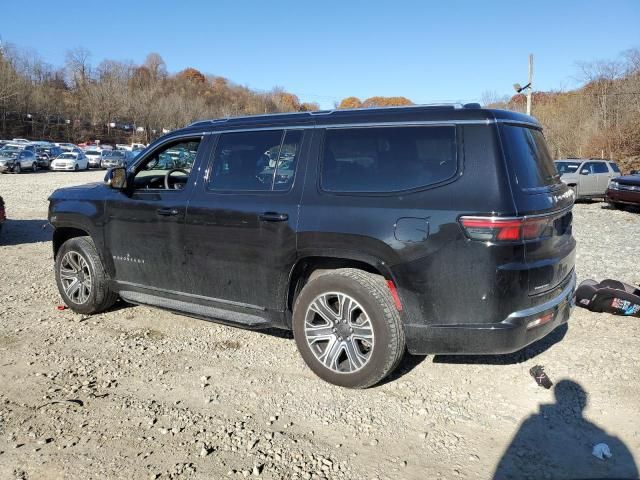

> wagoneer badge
[113,253,145,264]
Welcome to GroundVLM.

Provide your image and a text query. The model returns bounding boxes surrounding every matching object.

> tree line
[0,45,320,144]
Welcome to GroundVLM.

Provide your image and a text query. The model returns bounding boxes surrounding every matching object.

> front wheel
[14,162,21,174]
[292,268,405,388]
[55,236,118,314]
[32,162,38,172]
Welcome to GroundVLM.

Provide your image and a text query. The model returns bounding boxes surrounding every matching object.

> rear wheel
[14,162,21,174]
[610,202,624,210]
[32,162,38,172]
[293,268,405,388]
[55,236,118,315]
[74,164,79,172]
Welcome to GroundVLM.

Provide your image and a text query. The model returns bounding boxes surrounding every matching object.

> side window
[209,130,302,192]
[610,162,621,173]
[582,162,594,174]
[591,162,608,174]
[133,138,201,190]
[321,126,457,193]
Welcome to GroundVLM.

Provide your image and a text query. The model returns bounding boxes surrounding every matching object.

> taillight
[460,216,551,243]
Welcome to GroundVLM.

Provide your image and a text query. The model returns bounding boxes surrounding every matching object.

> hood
[614,174,640,186]
[48,182,104,201]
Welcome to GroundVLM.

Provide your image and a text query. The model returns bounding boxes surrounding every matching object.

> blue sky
[1,0,639,108]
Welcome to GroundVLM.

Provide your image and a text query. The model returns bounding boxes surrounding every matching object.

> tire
[292,268,405,388]
[55,236,118,315]
[32,162,38,172]
[74,164,79,172]
[14,162,21,174]
[610,202,624,210]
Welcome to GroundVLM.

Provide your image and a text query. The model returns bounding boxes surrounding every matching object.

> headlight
[609,181,619,190]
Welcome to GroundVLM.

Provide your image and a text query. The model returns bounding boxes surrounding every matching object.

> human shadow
[432,323,568,366]
[493,379,638,480]
[0,219,52,246]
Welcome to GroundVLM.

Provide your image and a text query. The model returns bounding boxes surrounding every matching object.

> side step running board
[119,290,271,328]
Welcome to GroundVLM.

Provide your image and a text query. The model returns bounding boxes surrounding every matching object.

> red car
[606,174,640,209]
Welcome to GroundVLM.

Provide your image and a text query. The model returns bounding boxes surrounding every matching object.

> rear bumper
[606,189,640,206]
[405,270,576,355]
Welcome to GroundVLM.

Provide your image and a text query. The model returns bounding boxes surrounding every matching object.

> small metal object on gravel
[529,365,553,389]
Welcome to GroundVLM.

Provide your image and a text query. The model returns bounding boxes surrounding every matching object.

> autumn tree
[337,96,362,109]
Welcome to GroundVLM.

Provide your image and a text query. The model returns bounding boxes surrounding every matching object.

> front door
[579,162,599,196]
[104,135,209,293]
[184,128,310,319]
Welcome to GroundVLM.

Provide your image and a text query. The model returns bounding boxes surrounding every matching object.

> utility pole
[526,54,533,116]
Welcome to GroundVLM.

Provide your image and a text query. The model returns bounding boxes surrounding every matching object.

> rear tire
[55,236,118,315]
[610,202,624,210]
[32,162,38,172]
[14,163,21,174]
[292,268,405,388]
[74,164,79,172]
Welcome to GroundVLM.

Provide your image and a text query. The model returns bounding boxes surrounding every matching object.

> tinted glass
[555,161,581,174]
[321,126,456,193]
[610,163,621,173]
[209,130,302,192]
[591,162,609,174]
[500,125,559,190]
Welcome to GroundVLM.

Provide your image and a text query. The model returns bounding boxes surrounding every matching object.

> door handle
[156,208,179,216]
[259,212,289,222]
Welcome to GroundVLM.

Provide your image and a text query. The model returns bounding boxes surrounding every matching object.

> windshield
[58,153,76,159]
[0,150,19,159]
[85,150,101,156]
[105,151,125,158]
[555,161,582,175]
[500,125,560,190]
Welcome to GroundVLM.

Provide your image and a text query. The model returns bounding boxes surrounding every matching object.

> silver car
[555,159,621,199]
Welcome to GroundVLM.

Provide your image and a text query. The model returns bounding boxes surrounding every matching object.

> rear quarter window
[320,126,457,193]
[500,125,560,191]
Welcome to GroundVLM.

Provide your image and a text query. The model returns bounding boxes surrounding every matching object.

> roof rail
[187,103,485,127]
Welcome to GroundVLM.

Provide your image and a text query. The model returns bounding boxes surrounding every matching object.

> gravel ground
[0,170,639,480]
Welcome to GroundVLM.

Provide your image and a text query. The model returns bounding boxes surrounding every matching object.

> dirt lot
[1,171,639,480]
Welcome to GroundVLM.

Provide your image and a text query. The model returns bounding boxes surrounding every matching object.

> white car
[84,149,105,168]
[50,152,89,171]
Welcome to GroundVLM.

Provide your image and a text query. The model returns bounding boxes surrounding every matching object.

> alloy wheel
[304,292,374,373]
[59,251,92,304]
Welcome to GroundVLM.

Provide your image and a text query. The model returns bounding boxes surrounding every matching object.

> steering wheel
[164,168,189,190]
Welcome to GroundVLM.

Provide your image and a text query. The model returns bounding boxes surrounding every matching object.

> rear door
[499,124,576,296]
[183,127,310,317]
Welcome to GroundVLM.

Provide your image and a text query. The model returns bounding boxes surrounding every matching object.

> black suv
[48,105,576,388]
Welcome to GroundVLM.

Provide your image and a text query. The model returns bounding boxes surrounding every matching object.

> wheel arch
[286,253,397,323]
[53,226,91,259]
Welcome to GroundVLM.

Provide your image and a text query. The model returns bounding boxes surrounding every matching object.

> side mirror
[105,167,127,189]
[580,169,590,175]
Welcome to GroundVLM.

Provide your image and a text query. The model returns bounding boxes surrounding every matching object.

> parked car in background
[606,174,640,209]
[11,138,29,145]
[101,149,131,169]
[0,194,5,234]
[50,151,89,171]
[84,149,105,168]
[554,159,620,199]
[34,147,54,169]
[0,146,39,173]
